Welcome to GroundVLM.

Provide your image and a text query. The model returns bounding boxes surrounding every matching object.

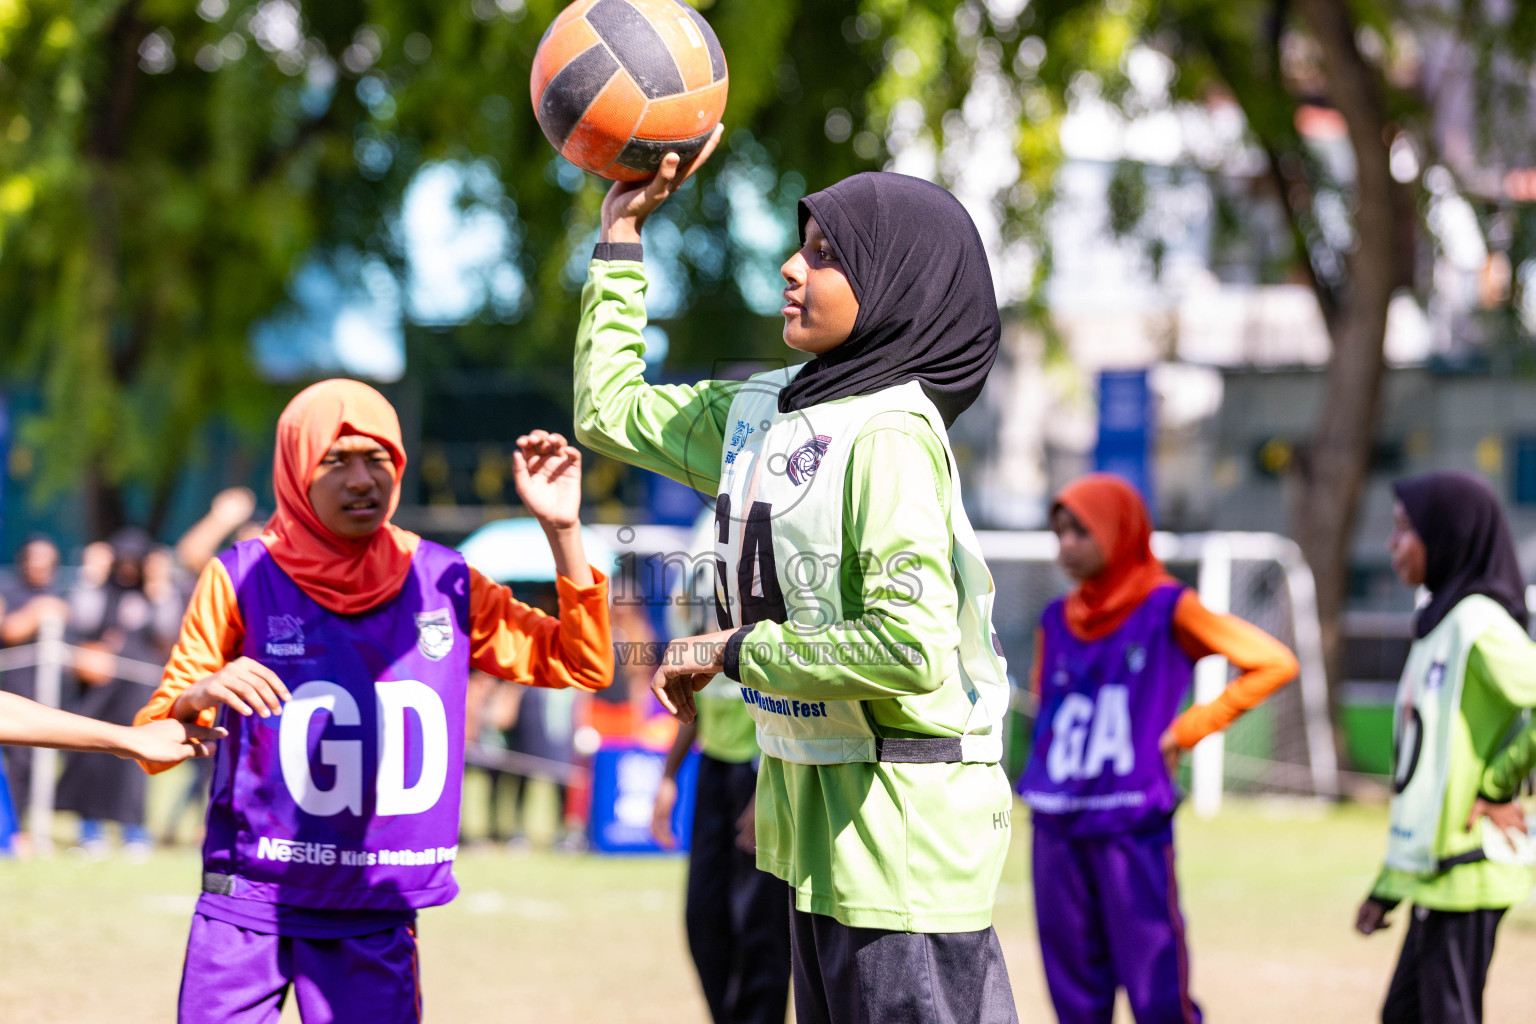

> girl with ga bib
[1357,472,1536,1024]
[1020,474,1298,1024]
[575,140,1018,1024]
[135,381,613,1024]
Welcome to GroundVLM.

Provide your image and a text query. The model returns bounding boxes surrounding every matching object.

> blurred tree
[925,0,1535,732]
[0,0,898,537]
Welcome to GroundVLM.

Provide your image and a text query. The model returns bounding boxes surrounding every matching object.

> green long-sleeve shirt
[1481,642,1536,803]
[1372,624,1536,911]
[575,259,1012,931]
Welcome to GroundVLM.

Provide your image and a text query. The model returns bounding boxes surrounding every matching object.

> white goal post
[973,530,1339,813]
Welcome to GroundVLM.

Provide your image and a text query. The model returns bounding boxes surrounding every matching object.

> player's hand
[1466,797,1526,840]
[1158,728,1183,777]
[651,774,679,848]
[735,794,757,854]
[177,657,291,720]
[115,719,227,764]
[209,486,257,526]
[1355,898,1391,936]
[513,431,582,530]
[599,124,725,244]
[650,629,734,724]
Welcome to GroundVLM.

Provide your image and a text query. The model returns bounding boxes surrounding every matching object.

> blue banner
[587,744,699,854]
[0,753,15,856]
[1095,369,1154,506]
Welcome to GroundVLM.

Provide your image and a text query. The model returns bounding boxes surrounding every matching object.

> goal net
[978,530,1339,810]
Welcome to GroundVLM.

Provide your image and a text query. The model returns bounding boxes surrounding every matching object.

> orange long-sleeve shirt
[1030,589,1298,750]
[135,558,613,772]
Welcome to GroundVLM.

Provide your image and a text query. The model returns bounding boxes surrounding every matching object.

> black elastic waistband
[874,737,964,763]
[1438,849,1488,873]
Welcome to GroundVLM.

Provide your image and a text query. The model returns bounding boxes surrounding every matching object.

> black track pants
[685,754,791,1024]
[1381,905,1504,1024]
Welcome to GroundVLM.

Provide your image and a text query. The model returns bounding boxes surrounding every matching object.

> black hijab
[1393,472,1527,638]
[779,172,1001,428]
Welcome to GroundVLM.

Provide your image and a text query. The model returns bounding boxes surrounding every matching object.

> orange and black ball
[530,0,729,182]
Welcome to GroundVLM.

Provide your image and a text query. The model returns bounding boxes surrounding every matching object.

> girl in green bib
[574,136,1018,1024]
[1357,471,1536,1024]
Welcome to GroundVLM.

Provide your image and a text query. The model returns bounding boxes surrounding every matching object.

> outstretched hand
[513,431,582,530]
[119,719,227,764]
[600,124,725,244]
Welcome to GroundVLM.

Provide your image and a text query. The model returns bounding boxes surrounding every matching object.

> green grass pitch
[1,795,1531,1022]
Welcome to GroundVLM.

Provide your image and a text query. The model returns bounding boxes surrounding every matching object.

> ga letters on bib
[1019,586,1193,835]
[202,539,470,912]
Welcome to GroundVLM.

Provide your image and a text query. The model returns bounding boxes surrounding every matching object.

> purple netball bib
[1018,585,1193,836]
[201,539,470,912]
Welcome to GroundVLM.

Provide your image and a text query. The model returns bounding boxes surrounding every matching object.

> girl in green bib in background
[1358,471,1536,1024]
[573,131,1018,1024]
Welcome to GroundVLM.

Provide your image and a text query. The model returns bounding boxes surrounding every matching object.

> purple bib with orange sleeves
[201,538,470,912]
[1018,584,1193,836]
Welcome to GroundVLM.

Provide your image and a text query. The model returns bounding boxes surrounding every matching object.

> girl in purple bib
[1020,474,1297,1024]
[136,381,613,1024]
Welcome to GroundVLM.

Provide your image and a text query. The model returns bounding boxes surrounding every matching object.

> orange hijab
[1055,474,1177,641]
[260,379,420,616]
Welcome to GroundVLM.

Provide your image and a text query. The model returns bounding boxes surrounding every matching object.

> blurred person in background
[652,513,791,1024]
[158,490,266,846]
[0,534,70,850]
[1357,472,1536,1024]
[462,667,522,844]
[1019,474,1298,1024]
[56,527,183,857]
[610,599,662,729]
[455,517,629,850]
[175,486,263,575]
[496,579,584,851]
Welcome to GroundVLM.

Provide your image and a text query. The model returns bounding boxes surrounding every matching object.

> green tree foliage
[927,0,1536,714]
[0,0,898,533]
[0,0,1103,533]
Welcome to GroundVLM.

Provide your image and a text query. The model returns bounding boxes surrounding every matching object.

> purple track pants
[177,913,422,1024]
[1032,823,1201,1024]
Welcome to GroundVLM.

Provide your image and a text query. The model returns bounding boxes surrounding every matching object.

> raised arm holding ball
[575,131,1021,1023]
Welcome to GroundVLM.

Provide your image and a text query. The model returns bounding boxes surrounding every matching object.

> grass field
[2,796,1533,1023]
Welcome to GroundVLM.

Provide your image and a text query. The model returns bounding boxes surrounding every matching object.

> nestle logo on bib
[786,435,832,486]
[265,615,305,657]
